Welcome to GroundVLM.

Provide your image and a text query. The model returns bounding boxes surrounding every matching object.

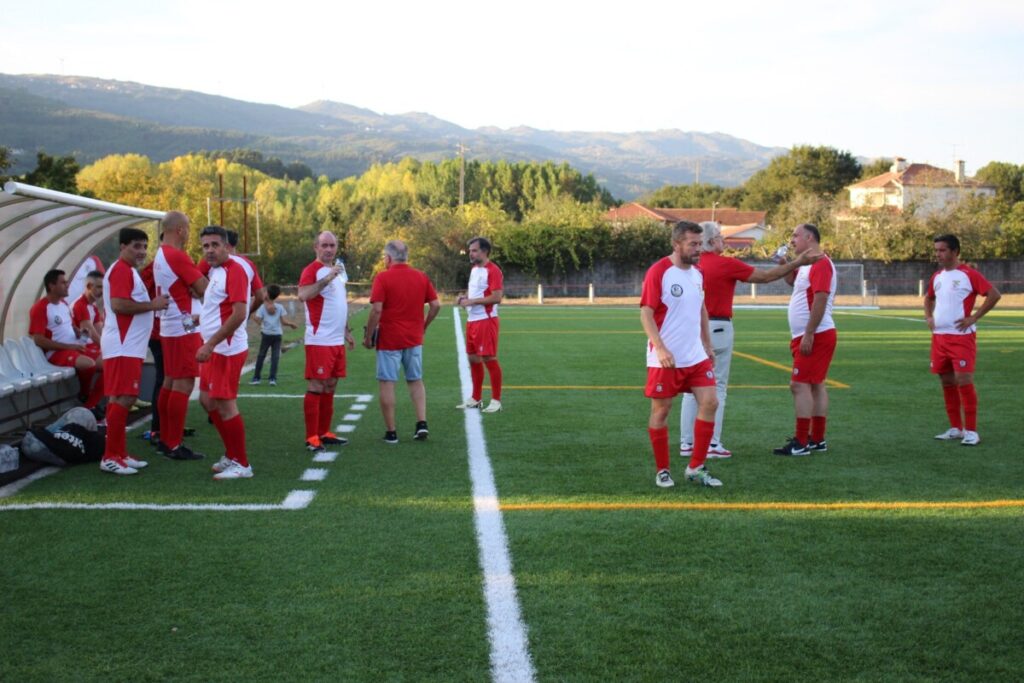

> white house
[847,158,995,217]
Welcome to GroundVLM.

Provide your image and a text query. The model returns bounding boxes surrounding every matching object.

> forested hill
[0,73,785,198]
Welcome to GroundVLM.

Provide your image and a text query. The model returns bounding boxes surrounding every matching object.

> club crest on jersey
[54,315,63,324]
[670,284,683,297]
[793,368,800,376]
[706,370,713,379]
[959,359,967,367]
[655,383,663,393]
[316,366,325,375]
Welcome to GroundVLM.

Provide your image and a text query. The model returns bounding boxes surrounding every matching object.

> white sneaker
[456,398,483,409]
[656,469,675,488]
[213,461,253,479]
[679,442,693,456]
[250,378,261,385]
[482,399,503,414]
[123,456,149,469]
[961,430,980,446]
[99,458,138,475]
[685,465,723,487]
[935,427,964,440]
[707,442,732,459]
[211,455,233,473]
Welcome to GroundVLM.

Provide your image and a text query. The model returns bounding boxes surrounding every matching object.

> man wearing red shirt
[679,222,819,458]
[71,270,104,353]
[363,240,441,444]
[925,233,1001,446]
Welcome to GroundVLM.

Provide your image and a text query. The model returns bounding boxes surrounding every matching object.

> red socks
[795,417,811,445]
[958,384,977,431]
[689,419,714,470]
[470,362,485,401]
[942,384,962,429]
[648,427,670,470]
[157,388,171,439]
[214,414,248,467]
[163,390,190,448]
[82,369,104,409]
[810,416,827,443]
[304,391,320,440]
[104,403,129,461]
[485,360,503,401]
[318,392,334,436]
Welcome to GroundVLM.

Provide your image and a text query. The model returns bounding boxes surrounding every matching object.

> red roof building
[604,203,768,249]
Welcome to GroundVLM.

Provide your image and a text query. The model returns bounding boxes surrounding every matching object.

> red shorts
[104,356,143,397]
[931,333,976,374]
[645,358,716,398]
[466,318,500,357]
[49,349,88,368]
[199,351,247,400]
[305,344,347,380]
[82,344,101,360]
[790,328,837,384]
[162,333,202,378]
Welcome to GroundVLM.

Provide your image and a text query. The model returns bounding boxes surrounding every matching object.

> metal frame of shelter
[0,182,166,343]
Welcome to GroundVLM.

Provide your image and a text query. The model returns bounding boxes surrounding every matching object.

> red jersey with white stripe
[200,259,249,355]
[28,298,78,359]
[101,259,153,360]
[698,252,756,318]
[467,261,503,322]
[300,259,348,346]
[788,257,837,339]
[927,265,992,335]
[640,257,708,368]
[199,254,263,295]
[71,294,103,331]
[155,244,203,338]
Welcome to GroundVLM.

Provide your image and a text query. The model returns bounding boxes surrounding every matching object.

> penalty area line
[0,489,317,512]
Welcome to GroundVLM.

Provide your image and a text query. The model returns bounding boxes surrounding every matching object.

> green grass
[2,306,1023,681]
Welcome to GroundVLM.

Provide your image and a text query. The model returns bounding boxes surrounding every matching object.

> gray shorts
[376,346,423,382]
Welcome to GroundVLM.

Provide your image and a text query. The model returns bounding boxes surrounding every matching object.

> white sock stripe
[454,308,536,683]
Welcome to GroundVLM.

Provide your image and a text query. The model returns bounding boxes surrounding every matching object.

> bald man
[297,231,355,452]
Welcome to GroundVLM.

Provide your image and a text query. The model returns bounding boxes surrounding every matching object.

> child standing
[251,284,297,386]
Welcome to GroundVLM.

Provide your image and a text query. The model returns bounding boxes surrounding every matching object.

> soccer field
[2,305,1023,681]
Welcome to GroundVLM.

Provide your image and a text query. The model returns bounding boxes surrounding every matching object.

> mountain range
[0,73,787,199]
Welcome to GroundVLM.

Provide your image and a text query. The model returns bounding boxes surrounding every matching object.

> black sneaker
[305,438,326,453]
[383,431,399,445]
[320,433,349,446]
[183,427,196,437]
[161,443,205,460]
[773,438,809,456]
[807,440,828,453]
[413,421,429,441]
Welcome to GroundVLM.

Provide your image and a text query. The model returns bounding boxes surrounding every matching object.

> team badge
[793,368,800,376]
[670,284,683,297]
[959,359,966,367]
[655,383,663,393]
[317,366,325,375]
[706,371,713,379]
[54,315,63,324]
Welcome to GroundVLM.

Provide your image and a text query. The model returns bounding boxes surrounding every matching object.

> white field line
[341,413,362,421]
[313,451,338,463]
[0,467,61,498]
[334,424,356,433]
[834,310,925,324]
[453,308,536,683]
[233,393,373,400]
[0,489,317,511]
[301,468,328,482]
[350,403,368,411]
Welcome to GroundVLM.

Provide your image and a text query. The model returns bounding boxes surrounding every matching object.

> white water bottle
[771,244,789,264]
[334,258,349,284]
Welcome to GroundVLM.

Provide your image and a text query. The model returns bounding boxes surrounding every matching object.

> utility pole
[456,141,469,207]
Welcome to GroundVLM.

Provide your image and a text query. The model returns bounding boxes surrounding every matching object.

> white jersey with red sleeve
[154,244,203,338]
[200,259,250,355]
[640,257,709,369]
[299,259,348,346]
[28,297,78,359]
[467,261,503,322]
[927,265,993,335]
[101,259,153,360]
[200,255,263,296]
[71,294,103,332]
[788,257,837,339]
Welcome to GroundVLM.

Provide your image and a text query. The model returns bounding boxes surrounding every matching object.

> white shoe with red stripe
[707,442,732,459]
[99,458,138,475]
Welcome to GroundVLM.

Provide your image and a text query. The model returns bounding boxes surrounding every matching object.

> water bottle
[771,244,789,264]
[182,314,197,333]
[334,258,349,284]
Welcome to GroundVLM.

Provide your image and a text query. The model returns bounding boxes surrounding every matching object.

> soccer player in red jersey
[679,222,819,458]
[925,234,1001,446]
[640,221,722,488]
[774,224,838,456]
[455,237,505,414]
[297,231,355,452]
[196,226,254,479]
[99,228,169,475]
[29,269,105,409]
[70,270,105,354]
[363,240,441,444]
[153,211,208,460]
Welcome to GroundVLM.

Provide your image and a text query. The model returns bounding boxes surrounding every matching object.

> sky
[3,0,1023,173]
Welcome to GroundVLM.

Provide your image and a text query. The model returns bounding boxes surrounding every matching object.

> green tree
[641,182,745,209]
[22,152,81,193]
[859,157,894,180]
[742,145,861,214]
[975,161,1024,204]
[0,146,12,184]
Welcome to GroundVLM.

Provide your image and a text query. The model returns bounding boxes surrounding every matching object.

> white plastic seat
[3,339,52,386]
[19,337,76,381]
[0,344,33,392]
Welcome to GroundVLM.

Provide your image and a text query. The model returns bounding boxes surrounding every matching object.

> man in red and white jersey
[99,228,169,475]
[29,269,105,409]
[197,229,266,313]
[679,222,820,459]
[153,211,208,461]
[71,269,105,355]
[774,223,838,457]
[455,236,505,414]
[196,226,254,479]
[297,231,354,452]
[925,233,1001,446]
[640,221,722,488]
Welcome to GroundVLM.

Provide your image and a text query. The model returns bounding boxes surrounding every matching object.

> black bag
[26,424,105,465]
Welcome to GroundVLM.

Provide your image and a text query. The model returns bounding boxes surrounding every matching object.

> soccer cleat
[685,465,723,487]
[455,398,483,409]
[213,461,253,479]
[482,400,503,414]
[320,432,349,446]
[211,455,233,473]
[707,442,732,459]
[249,378,261,385]
[269,379,277,387]
[961,430,980,446]
[807,440,828,453]
[123,455,149,469]
[679,442,693,456]
[159,442,205,461]
[305,437,325,453]
[99,458,138,475]
[383,431,399,444]
[656,469,675,488]
[773,438,809,457]
[413,421,429,440]
[935,427,964,441]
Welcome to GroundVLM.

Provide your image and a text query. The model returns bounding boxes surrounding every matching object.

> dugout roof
[0,182,165,342]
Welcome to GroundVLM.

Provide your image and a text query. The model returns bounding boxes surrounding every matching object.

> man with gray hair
[363,240,441,443]
[679,221,820,458]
